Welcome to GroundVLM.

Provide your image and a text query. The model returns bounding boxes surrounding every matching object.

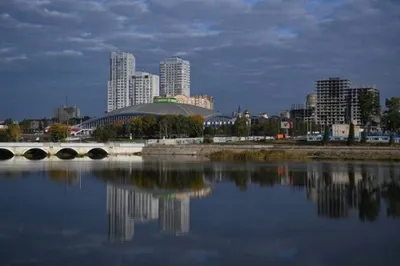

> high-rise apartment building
[107,52,136,112]
[316,78,380,126]
[160,57,190,97]
[316,78,351,125]
[130,72,160,105]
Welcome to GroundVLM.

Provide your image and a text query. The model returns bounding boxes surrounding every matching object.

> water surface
[0,158,399,266]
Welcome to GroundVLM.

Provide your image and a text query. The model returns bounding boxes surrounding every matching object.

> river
[0,158,399,266]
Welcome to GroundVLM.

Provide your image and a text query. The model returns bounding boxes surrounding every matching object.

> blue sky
[0,0,399,119]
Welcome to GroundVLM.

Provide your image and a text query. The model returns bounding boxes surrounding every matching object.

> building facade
[107,52,136,112]
[164,94,214,110]
[130,72,160,105]
[349,86,380,125]
[53,105,80,123]
[315,78,380,126]
[316,78,351,126]
[160,57,190,97]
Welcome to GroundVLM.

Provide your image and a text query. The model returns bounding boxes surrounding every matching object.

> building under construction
[315,77,379,126]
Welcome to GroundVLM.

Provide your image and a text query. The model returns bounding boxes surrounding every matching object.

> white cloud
[43,50,83,56]
[0,54,28,62]
[0,47,14,53]
[41,8,78,19]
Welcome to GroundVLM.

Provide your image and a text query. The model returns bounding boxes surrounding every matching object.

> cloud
[43,50,83,56]
[0,54,28,62]
[0,47,14,53]
[0,0,399,119]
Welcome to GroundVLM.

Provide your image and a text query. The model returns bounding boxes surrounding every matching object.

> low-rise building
[158,94,214,110]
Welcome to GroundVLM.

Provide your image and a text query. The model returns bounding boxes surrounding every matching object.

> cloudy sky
[0,0,399,119]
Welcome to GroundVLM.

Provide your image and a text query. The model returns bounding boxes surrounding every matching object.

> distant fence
[146,136,274,145]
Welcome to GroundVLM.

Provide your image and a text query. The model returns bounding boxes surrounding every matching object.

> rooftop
[105,102,219,119]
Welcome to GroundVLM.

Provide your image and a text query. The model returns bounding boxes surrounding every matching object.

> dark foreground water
[0,158,399,266]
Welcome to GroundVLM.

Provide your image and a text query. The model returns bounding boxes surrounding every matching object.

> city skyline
[0,0,399,119]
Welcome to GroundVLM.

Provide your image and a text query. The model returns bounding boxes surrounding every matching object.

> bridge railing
[0,142,145,147]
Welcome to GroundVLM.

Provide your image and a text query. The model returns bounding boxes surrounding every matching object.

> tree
[359,91,380,128]
[128,117,144,138]
[234,117,249,137]
[382,97,400,132]
[203,126,215,137]
[0,130,9,142]
[6,124,21,142]
[92,124,117,142]
[322,126,330,145]
[49,123,70,142]
[19,119,31,133]
[347,123,355,146]
[188,115,204,137]
[142,115,157,137]
[389,134,395,146]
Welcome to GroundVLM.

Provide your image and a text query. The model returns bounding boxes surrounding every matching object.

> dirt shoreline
[142,144,400,162]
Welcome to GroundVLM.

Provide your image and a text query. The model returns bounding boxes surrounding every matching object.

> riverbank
[142,144,400,162]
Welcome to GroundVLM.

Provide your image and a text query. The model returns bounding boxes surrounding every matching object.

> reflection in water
[105,182,207,242]
[0,159,399,227]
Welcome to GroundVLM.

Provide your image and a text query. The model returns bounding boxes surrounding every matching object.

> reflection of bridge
[0,156,143,172]
[0,142,144,156]
[106,181,213,242]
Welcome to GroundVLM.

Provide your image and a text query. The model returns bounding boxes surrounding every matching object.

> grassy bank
[207,149,400,162]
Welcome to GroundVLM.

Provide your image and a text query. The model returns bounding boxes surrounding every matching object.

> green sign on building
[153,97,177,103]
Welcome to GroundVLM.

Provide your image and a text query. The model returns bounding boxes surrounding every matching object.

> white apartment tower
[130,72,160,105]
[107,52,136,112]
[160,57,190,97]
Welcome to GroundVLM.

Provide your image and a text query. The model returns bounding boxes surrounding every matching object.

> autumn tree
[188,115,204,137]
[6,124,21,142]
[141,115,157,137]
[49,123,70,142]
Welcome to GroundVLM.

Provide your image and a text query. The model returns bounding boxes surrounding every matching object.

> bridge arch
[22,148,48,160]
[55,148,79,159]
[87,148,108,159]
[0,148,14,160]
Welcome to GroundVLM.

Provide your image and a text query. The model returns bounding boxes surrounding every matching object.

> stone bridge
[0,142,145,156]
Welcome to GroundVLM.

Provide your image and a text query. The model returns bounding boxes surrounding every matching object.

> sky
[0,0,399,120]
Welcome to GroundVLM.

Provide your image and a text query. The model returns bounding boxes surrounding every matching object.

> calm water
[0,158,399,266]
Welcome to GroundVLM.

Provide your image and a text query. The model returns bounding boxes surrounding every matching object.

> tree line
[92,114,205,142]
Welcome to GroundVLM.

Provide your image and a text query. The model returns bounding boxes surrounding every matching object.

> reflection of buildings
[106,184,135,242]
[306,164,363,219]
[159,197,190,235]
[105,180,212,242]
[128,191,159,222]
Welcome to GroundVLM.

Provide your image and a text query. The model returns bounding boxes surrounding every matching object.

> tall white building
[107,52,136,112]
[130,72,160,105]
[160,57,190,97]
